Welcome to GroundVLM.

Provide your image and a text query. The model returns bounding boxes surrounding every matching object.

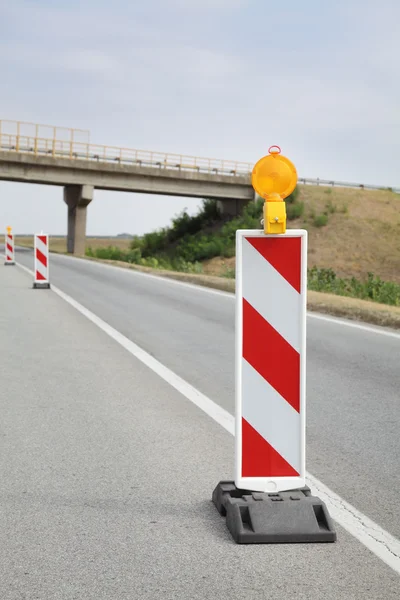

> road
[1,247,400,599]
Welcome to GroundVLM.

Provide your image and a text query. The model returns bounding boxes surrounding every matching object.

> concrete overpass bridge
[0,120,255,254]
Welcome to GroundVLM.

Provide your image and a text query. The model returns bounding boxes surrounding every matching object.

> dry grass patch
[16,236,132,253]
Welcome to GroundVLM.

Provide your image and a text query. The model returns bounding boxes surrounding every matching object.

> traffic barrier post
[212,147,336,544]
[4,226,15,265]
[33,233,51,289]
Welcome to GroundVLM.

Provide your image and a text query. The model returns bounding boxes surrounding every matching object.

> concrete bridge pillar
[63,184,93,255]
[217,197,253,216]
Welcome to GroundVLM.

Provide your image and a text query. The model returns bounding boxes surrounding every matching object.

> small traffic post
[4,226,15,265]
[212,146,336,544]
[33,233,51,289]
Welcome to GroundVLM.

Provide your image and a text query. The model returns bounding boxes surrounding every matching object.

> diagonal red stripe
[246,236,302,293]
[6,243,13,253]
[36,248,47,268]
[242,418,299,477]
[243,299,300,412]
[38,235,47,245]
[36,271,45,280]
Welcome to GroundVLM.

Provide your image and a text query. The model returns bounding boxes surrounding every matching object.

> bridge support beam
[63,184,93,255]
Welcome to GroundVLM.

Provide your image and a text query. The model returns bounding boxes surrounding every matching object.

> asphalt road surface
[1,247,399,599]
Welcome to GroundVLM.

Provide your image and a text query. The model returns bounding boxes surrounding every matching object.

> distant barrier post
[4,226,15,266]
[212,146,336,544]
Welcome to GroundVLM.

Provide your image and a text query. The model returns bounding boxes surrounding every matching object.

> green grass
[308,267,400,306]
[86,245,204,274]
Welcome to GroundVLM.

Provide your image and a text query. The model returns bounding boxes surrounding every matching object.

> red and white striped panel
[34,234,49,283]
[5,232,15,264]
[235,229,307,493]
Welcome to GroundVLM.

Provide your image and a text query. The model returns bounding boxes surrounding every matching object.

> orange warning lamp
[6,226,12,235]
[251,146,297,234]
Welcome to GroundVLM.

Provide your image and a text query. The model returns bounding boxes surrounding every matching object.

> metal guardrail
[0,120,398,191]
[297,177,400,193]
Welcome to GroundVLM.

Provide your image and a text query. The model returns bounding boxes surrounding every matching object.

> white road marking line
[307,473,400,575]
[16,260,400,574]
[46,250,400,339]
[307,312,400,340]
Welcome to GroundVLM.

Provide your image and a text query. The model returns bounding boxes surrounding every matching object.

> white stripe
[242,358,301,474]
[308,312,400,340]
[35,236,48,258]
[242,237,302,352]
[14,260,400,576]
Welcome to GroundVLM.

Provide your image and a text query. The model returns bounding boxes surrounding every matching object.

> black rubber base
[33,282,51,289]
[4,261,15,266]
[212,481,337,544]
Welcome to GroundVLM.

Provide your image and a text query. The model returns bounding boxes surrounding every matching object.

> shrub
[139,229,169,256]
[93,246,124,261]
[325,199,337,214]
[126,248,142,263]
[287,201,304,220]
[313,214,329,227]
[136,198,222,257]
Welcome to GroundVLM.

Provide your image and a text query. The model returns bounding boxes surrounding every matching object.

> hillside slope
[298,186,400,283]
[200,186,400,284]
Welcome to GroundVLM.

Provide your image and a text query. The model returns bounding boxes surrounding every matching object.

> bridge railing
[296,177,399,193]
[0,132,253,177]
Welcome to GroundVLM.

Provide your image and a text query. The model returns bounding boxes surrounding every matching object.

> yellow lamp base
[264,200,287,234]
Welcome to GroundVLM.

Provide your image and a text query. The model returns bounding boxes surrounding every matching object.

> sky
[0,0,399,235]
